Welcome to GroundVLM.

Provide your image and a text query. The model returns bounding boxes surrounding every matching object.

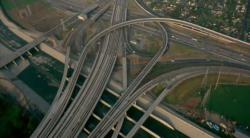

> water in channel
[18,51,187,138]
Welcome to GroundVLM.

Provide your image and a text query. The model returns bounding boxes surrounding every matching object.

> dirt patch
[4,0,68,32]
[182,97,201,110]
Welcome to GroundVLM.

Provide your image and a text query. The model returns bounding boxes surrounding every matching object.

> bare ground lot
[1,0,68,32]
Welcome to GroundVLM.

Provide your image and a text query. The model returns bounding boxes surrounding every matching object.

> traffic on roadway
[18,0,250,138]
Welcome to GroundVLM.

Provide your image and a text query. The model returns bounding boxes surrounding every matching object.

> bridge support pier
[4,66,8,70]
[20,56,25,60]
[34,47,40,52]
[27,51,32,56]
[122,57,127,89]
[12,61,18,66]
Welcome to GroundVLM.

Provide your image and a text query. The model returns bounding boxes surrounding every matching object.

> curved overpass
[31,2,250,137]
[32,11,171,138]
[89,66,250,138]
[30,31,74,137]
[49,1,125,137]
[33,17,250,138]
[31,4,113,138]
[82,17,250,66]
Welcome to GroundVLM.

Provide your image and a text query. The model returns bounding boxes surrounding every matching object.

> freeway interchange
[1,0,248,138]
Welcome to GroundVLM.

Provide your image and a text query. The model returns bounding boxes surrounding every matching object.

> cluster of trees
[0,93,38,138]
[144,0,249,42]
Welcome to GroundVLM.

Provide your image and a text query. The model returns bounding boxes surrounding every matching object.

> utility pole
[201,85,212,108]
[201,68,209,89]
[215,70,221,90]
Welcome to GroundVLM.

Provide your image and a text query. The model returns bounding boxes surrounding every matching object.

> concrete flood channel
[18,51,63,104]
[18,51,187,137]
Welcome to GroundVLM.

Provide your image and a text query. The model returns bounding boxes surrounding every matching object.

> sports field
[206,85,250,127]
[165,73,250,127]
[166,74,250,105]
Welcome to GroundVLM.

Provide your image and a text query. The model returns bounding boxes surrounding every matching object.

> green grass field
[164,73,250,127]
[165,74,250,105]
[206,85,250,127]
